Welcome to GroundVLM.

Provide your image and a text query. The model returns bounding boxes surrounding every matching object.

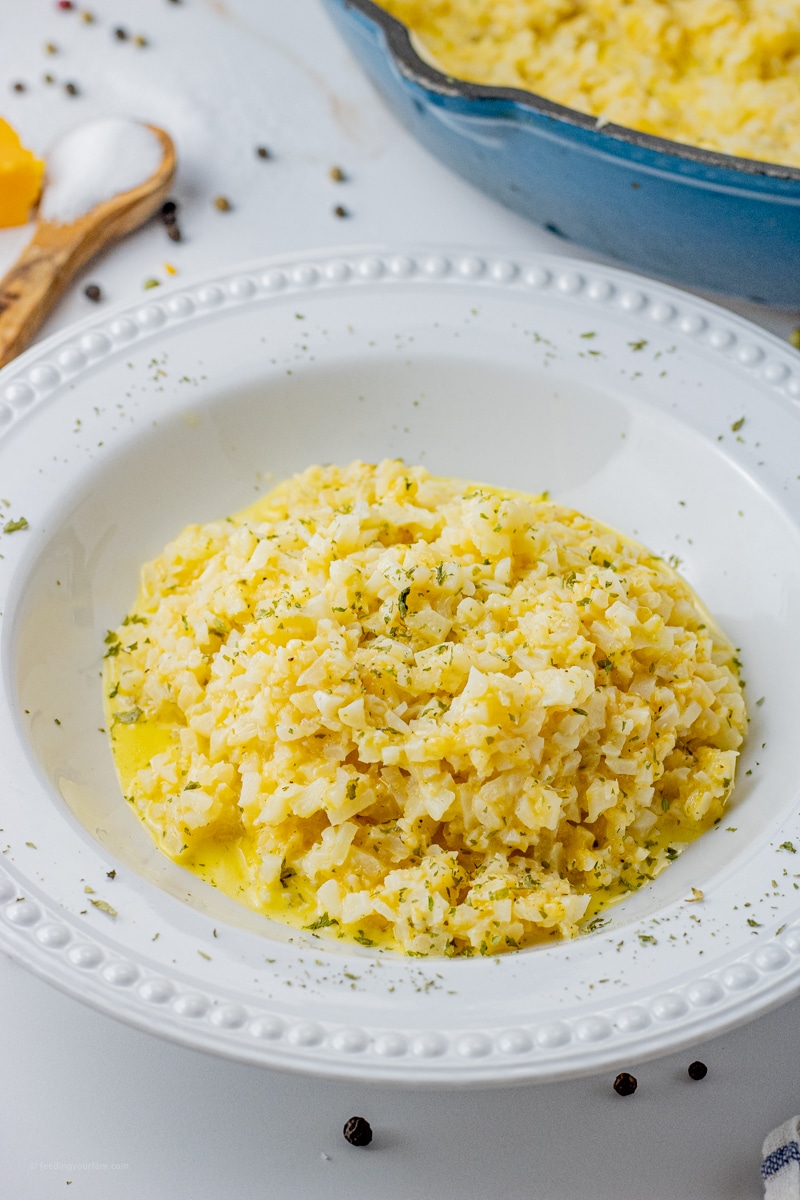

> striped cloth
[763,1118,800,1199]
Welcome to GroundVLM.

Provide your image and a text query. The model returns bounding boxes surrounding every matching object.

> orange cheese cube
[0,118,44,227]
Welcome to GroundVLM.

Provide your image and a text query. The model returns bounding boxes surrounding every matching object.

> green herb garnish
[115,707,142,725]
[3,516,28,534]
[305,912,338,931]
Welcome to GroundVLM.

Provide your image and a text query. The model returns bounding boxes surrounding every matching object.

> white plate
[1,247,800,1086]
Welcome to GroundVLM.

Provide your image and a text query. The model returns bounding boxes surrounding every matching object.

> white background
[0,2,798,1196]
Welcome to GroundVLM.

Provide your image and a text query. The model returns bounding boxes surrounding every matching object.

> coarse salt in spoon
[0,117,176,368]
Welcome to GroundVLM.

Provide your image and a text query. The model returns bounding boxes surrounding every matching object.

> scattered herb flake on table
[3,516,28,533]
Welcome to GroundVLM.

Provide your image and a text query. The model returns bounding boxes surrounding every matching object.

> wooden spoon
[0,123,175,369]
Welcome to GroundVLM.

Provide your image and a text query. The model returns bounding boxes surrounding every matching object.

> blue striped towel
[763,1118,800,1199]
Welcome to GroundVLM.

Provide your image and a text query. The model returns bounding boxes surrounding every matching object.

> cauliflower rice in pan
[105,460,746,957]
[378,0,800,169]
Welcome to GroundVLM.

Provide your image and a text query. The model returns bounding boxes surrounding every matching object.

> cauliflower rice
[105,460,746,957]
[378,0,800,168]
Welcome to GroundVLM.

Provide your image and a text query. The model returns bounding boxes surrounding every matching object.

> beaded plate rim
[1,245,799,1085]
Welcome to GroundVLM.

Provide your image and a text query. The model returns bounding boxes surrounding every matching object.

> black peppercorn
[333,205,349,218]
[64,81,79,95]
[613,1071,637,1096]
[12,81,26,93]
[687,1060,708,1081]
[343,1116,372,1147]
[256,146,270,159]
[84,284,102,303]
[160,199,177,222]
[113,27,128,40]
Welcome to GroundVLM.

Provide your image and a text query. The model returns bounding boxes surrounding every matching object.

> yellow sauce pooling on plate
[104,460,746,956]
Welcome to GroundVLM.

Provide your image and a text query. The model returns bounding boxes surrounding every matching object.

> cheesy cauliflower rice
[378,0,800,168]
[105,460,746,957]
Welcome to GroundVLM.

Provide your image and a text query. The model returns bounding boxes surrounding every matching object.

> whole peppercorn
[12,81,26,93]
[84,283,102,303]
[613,1071,638,1097]
[687,1060,708,1081]
[57,1,74,9]
[114,27,128,40]
[159,201,181,241]
[64,81,79,95]
[333,205,349,218]
[343,1116,373,1147]
[256,145,271,159]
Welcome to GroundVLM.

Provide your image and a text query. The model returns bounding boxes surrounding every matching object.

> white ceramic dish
[1,247,800,1086]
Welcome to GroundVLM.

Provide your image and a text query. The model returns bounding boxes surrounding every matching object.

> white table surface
[1,3,798,1197]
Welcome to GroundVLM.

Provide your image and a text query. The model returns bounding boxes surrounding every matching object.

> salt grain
[41,118,163,224]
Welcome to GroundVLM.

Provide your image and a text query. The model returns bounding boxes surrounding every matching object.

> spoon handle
[0,124,175,371]
[0,227,89,370]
